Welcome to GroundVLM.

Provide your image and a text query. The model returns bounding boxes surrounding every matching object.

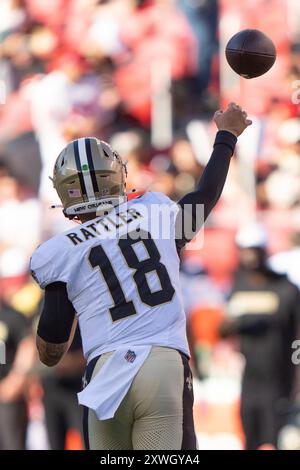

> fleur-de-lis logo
[186,374,193,392]
[82,374,88,389]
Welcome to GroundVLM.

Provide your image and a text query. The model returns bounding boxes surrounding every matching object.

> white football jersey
[30,192,190,362]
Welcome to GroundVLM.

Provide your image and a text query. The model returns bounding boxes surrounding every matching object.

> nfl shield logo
[124,350,136,363]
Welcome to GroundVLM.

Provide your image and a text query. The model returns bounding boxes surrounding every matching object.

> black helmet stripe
[85,138,99,194]
[73,140,87,197]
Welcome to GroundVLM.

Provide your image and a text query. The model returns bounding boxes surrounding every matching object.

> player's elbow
[36,335,65,367]
[40,356,58,367]
[38,350,61,367]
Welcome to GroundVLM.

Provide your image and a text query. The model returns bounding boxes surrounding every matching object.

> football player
[31,103,251,450]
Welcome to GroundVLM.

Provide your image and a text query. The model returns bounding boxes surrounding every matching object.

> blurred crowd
[0,0,300,450]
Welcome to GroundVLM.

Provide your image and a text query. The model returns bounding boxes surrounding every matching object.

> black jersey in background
[224,269,300,449]
[0,301,31,449]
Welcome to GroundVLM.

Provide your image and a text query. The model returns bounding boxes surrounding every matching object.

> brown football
[225,29,276,79]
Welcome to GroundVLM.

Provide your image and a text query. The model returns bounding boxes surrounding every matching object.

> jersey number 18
[88,229,175,321]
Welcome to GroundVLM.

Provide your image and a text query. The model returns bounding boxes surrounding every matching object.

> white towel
[78,345,151,420]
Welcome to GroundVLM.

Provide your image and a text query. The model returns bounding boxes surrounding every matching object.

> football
[225,29,276,78]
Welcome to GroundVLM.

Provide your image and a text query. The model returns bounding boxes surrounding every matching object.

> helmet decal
[68,189,82,198]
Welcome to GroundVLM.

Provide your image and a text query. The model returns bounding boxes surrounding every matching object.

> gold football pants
[82,346,196,450]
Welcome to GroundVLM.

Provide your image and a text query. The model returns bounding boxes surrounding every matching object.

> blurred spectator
[220,223,300,449]
[170,136,203,197]
[0,1,26,40]
[180,258,224,379]
[111,129,154,192]
[177,0,218,93]
[0,273,35,450]
[0,161,41,258]
[114,0,197,124]
[30,53,117,201]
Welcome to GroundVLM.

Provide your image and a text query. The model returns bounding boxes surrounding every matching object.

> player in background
[220,224,300,450]
[30,103,251,450]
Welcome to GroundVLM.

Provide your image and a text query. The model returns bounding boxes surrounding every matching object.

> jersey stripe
[85,138,99,194]
[73,140,87,197]
[78,138,96,200]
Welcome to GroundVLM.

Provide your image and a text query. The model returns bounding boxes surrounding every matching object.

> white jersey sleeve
[30,237,71,289]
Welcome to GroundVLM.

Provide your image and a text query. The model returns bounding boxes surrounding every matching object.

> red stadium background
[0,0,300,450]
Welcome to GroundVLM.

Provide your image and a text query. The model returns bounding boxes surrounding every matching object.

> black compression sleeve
[175,130,237,251]
[37,282,75,344]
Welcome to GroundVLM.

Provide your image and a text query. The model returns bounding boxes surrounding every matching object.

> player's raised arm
[175,103,252,251]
